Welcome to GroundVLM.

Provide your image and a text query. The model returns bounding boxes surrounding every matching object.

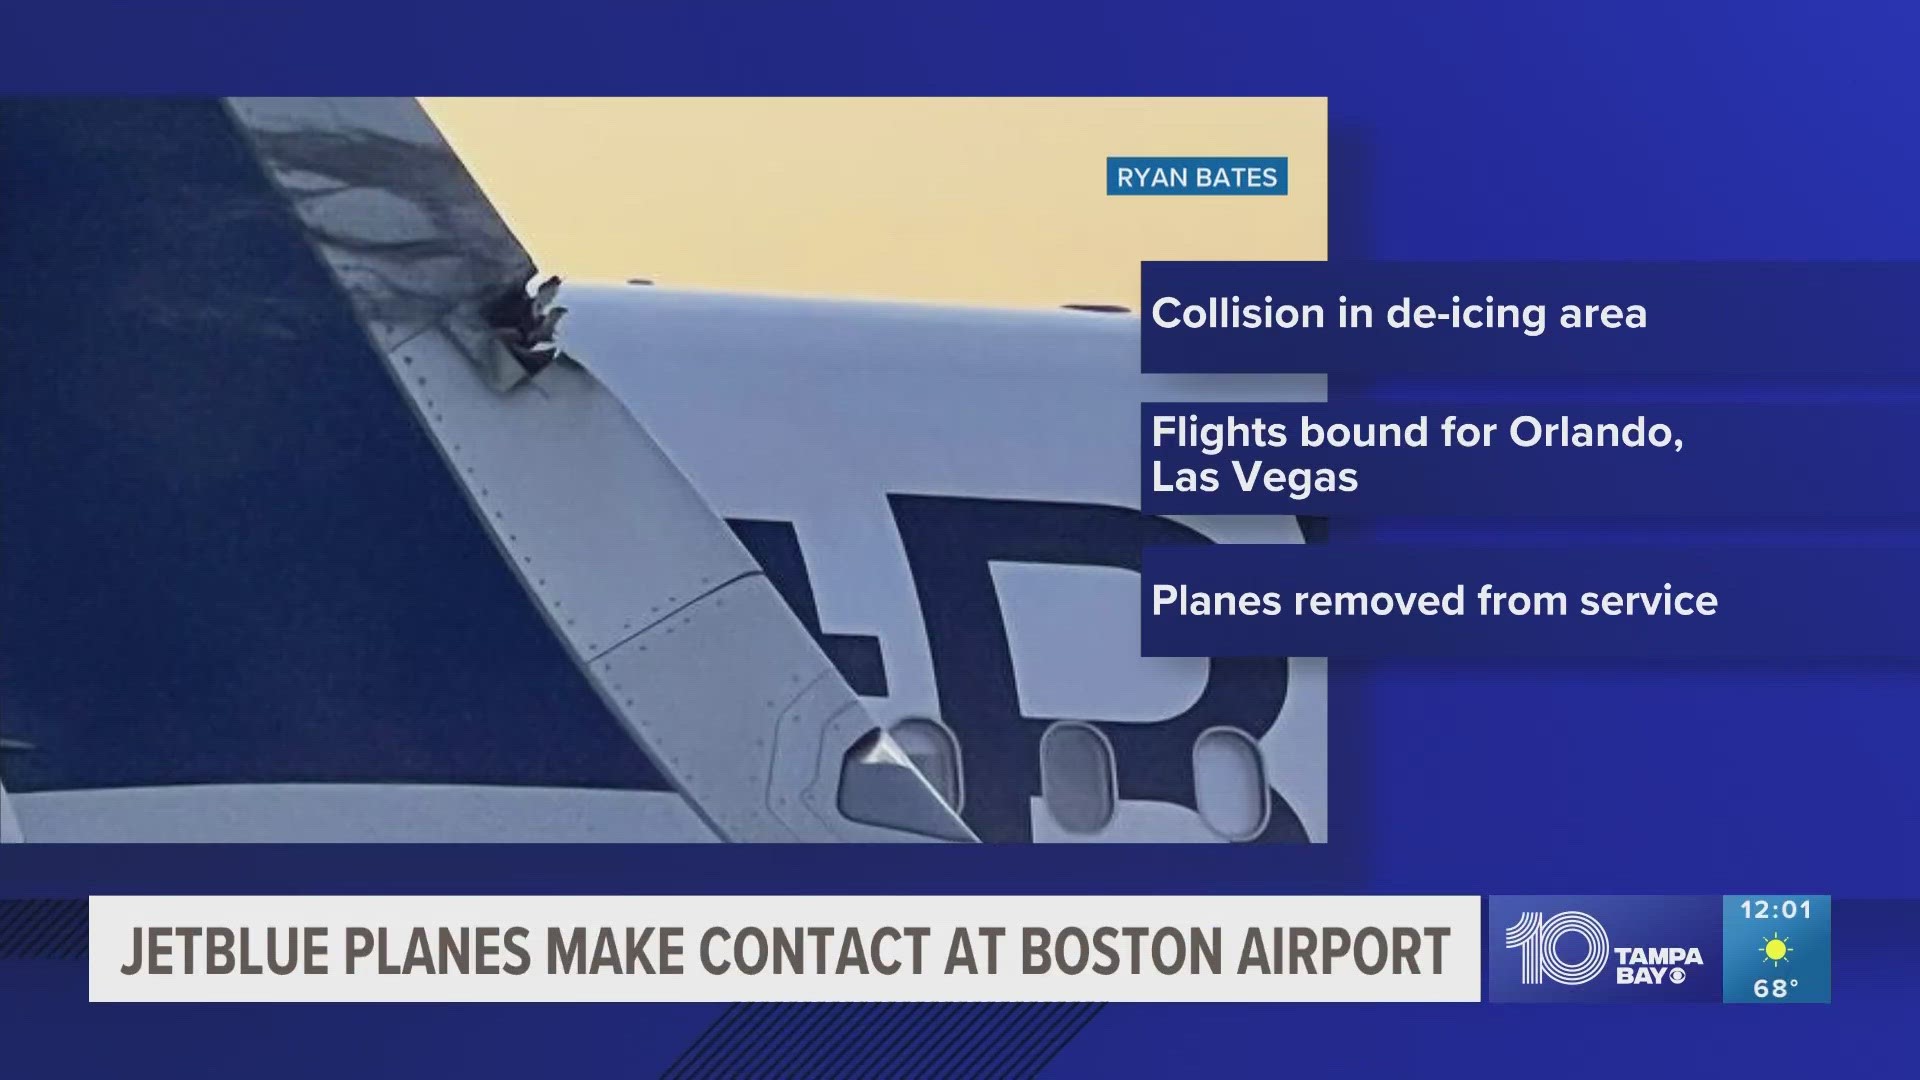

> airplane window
[889,716,963,811]
[1192,727,1269,841]
[1039,722,1116,833]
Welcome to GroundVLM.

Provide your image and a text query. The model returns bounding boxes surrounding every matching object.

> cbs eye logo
[1504,911,1610,986]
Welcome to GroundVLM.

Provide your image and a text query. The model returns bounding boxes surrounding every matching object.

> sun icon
[1760,933,1793,967]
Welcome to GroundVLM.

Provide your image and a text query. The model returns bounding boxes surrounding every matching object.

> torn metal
[224,98,557,392]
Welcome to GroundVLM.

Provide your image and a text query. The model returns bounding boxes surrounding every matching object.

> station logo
[1487,896,1721,1003]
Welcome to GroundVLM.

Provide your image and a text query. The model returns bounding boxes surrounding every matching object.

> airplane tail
[0,99,971,842]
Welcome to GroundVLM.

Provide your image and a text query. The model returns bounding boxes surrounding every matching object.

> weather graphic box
[1722,895,1831,1004]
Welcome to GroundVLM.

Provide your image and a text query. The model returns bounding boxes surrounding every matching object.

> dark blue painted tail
[0,100,668,793]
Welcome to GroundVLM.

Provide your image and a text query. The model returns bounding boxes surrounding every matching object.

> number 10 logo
[1505,911,1611,985]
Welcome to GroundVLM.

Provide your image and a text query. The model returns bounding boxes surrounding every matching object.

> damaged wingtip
[482,270,573,385]
[226,97,568,395]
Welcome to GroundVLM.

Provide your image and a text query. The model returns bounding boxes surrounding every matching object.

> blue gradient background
[2,1,1918,1075]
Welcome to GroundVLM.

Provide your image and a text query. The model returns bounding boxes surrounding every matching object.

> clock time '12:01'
[1741,899,1814,920]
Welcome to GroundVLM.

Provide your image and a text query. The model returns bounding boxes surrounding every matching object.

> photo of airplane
[0,98,1325,843]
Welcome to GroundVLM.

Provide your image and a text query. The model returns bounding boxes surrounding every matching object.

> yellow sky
[423,98,1326,308]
